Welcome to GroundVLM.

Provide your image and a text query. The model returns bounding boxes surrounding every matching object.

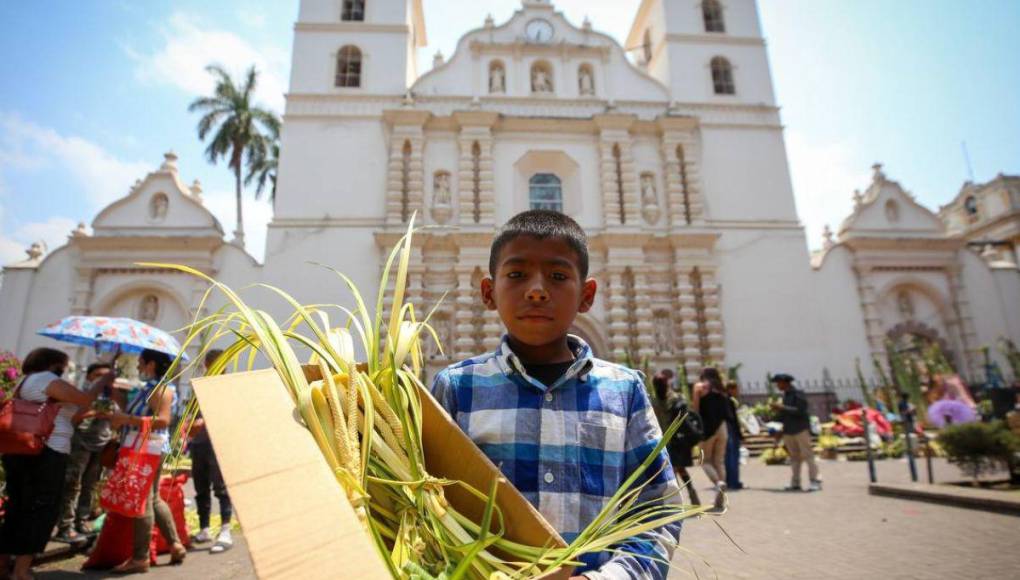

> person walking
[693,367,733,510]
[771,373,821,492]
[54,362,116,544]
[650,371,702,506]
[100,349,186,573]
[189,349,234,553]
[724,381,745,490]
[0,348,111,580]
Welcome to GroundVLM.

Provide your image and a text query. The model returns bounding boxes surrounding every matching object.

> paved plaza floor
[37,458,1019,579]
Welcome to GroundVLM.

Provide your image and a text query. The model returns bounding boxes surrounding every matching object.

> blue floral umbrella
[38,316,190,361]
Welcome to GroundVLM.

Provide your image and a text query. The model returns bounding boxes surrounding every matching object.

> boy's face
[481,235,597,349]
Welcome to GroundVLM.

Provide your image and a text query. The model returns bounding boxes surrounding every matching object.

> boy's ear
[480,277,498,311]
[578,277,597,313]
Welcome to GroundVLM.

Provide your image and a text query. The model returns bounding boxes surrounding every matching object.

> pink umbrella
[927,398,977,428]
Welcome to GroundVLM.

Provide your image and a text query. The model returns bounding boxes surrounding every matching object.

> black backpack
[673,402,705,445]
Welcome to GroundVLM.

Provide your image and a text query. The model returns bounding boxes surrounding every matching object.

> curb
[869,482,1020,516]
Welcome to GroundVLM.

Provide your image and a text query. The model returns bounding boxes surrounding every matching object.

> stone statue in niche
[640,173,661,224]
[489,65,505,94]
[150,193,169,221]
[653,312,673,354]
[896,291,914,320]
[431,172,453,224]
[531,67,552,93]
[578,67,595,95]
[885,200,900,223]
[139,294,160,324]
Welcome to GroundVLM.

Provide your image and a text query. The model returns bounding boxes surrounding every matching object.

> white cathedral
[2,0,1018,385]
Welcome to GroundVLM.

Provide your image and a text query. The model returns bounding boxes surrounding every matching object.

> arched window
[964,195,978,216]
[488,60,506,94]
[336,46,362,87]
[529,174,562,212]
[342,0,365,21]
[710,56,735,95]
[702,1,725,33]
[642,29,653,64]
[578,64,595,96]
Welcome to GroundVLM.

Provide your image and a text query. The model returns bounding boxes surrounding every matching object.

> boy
[431,210,681,580]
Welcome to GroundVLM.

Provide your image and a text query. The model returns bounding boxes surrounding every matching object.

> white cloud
[0,112,151,207]
[785,130,871,250]
[237,10,267,30]
[126,12,287,113]
[0,217,78,267]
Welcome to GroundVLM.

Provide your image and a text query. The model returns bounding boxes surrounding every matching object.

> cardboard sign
[193,367,571,579]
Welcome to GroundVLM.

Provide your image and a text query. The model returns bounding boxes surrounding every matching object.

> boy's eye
[507,271,523,279]
[551,272,568,281]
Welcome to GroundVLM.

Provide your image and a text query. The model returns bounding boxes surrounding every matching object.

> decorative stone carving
[885,199,900,222]
[138,294,160,324]
[852,189,864,209]
[25,241,47,261]
[72,222,88,238]
[149,193,169,222]
[897,291,914,320]
[822,224,835,249]
[640,172,661,224]
[431,171,453,224]
[578,66,595,96]
[489,63,505,94]
[531,65,552,93]
[653,310,674,354]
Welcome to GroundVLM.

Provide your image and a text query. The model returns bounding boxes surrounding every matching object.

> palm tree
[189,64,281,248]
[246,122,280,202]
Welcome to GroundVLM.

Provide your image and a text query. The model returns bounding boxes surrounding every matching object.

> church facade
[2,0,1018,384]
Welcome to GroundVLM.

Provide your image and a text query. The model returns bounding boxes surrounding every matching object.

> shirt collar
[494,333,595,391]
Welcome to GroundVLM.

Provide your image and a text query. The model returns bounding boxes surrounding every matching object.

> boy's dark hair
[86,362,113,377]
[488,210,589,278]
[204,349,225,371]
[22,347,70,375]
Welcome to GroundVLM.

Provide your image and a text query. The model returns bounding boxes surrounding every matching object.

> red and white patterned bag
[100,417,160,518]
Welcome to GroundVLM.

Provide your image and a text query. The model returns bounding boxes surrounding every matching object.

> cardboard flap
[192,370,390,580]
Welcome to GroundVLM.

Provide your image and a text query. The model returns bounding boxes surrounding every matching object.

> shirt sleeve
[429,368,457,418]
[587,378,682,580]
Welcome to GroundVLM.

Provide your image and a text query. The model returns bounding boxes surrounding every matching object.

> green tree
[189,64,281,248]
[246,121,281,202]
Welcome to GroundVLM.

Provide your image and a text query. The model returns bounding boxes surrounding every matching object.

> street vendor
[771,373,822,492]
[431,210,681,580]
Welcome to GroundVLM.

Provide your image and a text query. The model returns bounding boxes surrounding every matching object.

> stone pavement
[37,458,1019,579]
[672,458,1020,580]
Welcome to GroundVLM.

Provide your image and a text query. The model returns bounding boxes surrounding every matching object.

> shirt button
[544,392,553,402]
[544,472,555,484]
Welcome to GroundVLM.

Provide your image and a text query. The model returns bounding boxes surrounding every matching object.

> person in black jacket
[771,374,821,491]
[693,367,733,509]
[650,372,702,505]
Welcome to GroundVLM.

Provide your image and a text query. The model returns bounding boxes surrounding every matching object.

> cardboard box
[193,367,571,579]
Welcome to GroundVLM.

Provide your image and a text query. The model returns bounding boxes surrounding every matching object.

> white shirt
[18,371,77,454]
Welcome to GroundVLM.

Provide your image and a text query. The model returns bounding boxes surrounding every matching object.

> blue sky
[1,0,1017,265]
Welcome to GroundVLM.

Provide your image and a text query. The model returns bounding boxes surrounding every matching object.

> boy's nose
[525,286,549,302]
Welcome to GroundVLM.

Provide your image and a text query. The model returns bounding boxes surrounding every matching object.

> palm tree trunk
[234,164,245,248]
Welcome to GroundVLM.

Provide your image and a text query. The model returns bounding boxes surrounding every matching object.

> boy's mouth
[518,310,554,321]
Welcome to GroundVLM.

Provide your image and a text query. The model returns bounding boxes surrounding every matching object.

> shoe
[54,527,88,545]
[192,527,213,543]
[111,559,150,574]
[169,543,187,565]
[75,520,94,535]
[809,480,823,492]
[712,490,727,511]
[783,484,802,492]
[210,528,233,554]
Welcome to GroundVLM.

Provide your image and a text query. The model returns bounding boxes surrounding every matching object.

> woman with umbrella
[99,349,187,573]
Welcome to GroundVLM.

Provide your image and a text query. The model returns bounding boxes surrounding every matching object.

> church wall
[960,250,1020,376]
[811,246,873,379]
[290,29,410,95]
[0,269,35,353]
[274,117,388,220]
[9,248,76,357]
[714,227,828,379]
[664,44,776,105]
[699,126,798,222]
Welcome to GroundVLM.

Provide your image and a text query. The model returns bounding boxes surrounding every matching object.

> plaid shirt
[431,335,681,579]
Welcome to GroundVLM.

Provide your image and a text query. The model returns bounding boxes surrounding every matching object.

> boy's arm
[429,368,458,418]
[586,380,681,580]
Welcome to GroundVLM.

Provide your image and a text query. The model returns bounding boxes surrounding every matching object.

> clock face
[526,19,554,43]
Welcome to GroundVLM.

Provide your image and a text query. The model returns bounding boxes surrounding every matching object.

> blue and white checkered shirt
[431,335,681,579]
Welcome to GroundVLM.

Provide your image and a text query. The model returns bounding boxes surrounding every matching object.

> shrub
[937,421,1020,481]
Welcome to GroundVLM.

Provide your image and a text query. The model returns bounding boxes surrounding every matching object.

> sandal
[169,543,187,566]
[111,559,150,575]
